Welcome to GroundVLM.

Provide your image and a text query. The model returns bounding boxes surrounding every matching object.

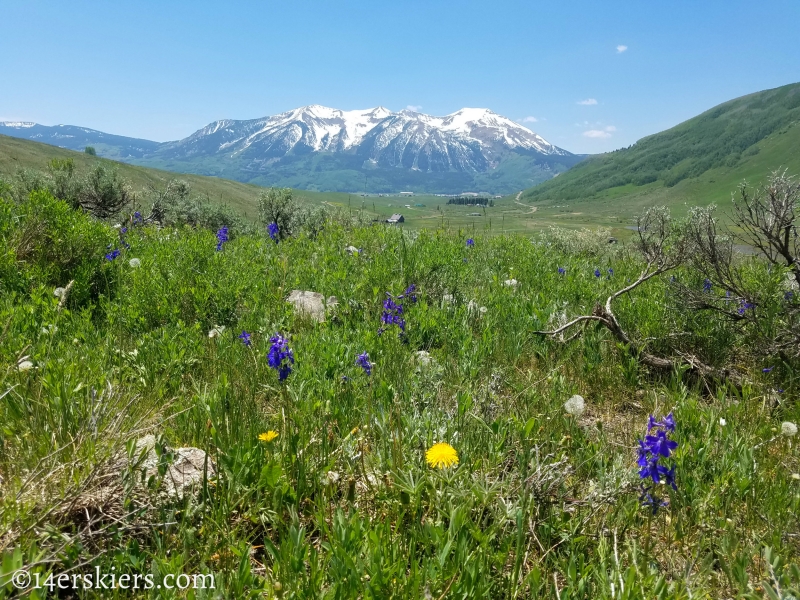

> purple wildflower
[703,279,712,292]
[762,366,774,373]
[356,352,372,376]
[216,226,229,251]
[637,413,678,514]
[268,222,279,243]
[594,268,601,278]
[239,331,251,347]
[608,268,614,276]
[466,238,475,247]
[558,267,566,275]
[105,249,120,261]
[399,284,417,303]
[268,334,294,381]
[737,299,754,316]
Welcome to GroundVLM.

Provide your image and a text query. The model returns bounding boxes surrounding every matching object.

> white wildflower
[781,421,798,437]
[564,394,586,417]
[321,471,340,486]
[503,278,518,287]
[54,287,66,298]
[129,258,141,268]
[792,473,800,480]
[208,325,225,339]
[18,360,34,372]
[479,306,487,314]
[719,417,727,426]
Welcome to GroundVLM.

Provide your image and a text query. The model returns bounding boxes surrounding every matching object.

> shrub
[0,190,117,304]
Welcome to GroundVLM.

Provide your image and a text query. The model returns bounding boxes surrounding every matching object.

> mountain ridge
[1,106,583,194]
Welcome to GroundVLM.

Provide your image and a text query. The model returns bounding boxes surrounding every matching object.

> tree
[257,187,299,240]
[84,146,96,156]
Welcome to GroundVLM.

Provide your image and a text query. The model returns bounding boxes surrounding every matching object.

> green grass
[1,190,799,598]
[0,134,267,221]
[521,82,800,225]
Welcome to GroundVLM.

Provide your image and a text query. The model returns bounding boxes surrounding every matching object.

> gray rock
[287,290,327,322]
[130,435,215,498]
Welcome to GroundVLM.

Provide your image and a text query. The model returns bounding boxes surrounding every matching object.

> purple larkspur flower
[558,267,566,275]
[637,413,678,514]
[268,222,279,243]
[466,238,475,247]
[356,352,372,376]
[594,268,601,278]
[268,334,294,381]
[105,249,120,261]
[216,226,229,251]
[239,331,251,347]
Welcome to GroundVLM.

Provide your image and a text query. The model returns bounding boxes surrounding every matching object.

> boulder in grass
[287,290,331,322]
[130,435,215,498]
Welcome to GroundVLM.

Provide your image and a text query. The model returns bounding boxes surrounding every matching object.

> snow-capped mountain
[1,106,584,193]
[156,105,571,174]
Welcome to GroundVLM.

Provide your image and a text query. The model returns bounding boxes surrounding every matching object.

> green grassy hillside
[520,82,800,224]
[0,134,266,220]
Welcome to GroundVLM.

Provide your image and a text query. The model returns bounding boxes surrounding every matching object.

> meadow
[1,180,799,598]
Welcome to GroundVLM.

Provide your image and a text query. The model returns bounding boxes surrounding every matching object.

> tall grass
[0,191,798,598]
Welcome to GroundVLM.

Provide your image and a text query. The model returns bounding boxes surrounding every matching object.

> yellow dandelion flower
[258,430,279,443]
[426,442,458,469]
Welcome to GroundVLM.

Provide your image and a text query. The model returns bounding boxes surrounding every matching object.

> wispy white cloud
[406,105,422,112]
[577,98,598,106]
[616,45,628,53]
[519,116,538,123]
[583,125,616,139]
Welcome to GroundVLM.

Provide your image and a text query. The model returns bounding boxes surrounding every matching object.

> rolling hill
[0,134,265,219]
[520,82,800,224]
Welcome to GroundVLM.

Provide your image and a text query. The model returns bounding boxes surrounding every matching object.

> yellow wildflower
[258,430,279,443]
[425,442,458,469]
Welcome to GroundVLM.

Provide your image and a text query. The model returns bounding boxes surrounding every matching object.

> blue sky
[1,0,798,153]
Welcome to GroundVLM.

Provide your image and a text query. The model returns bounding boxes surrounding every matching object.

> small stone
[345,246,360,255]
